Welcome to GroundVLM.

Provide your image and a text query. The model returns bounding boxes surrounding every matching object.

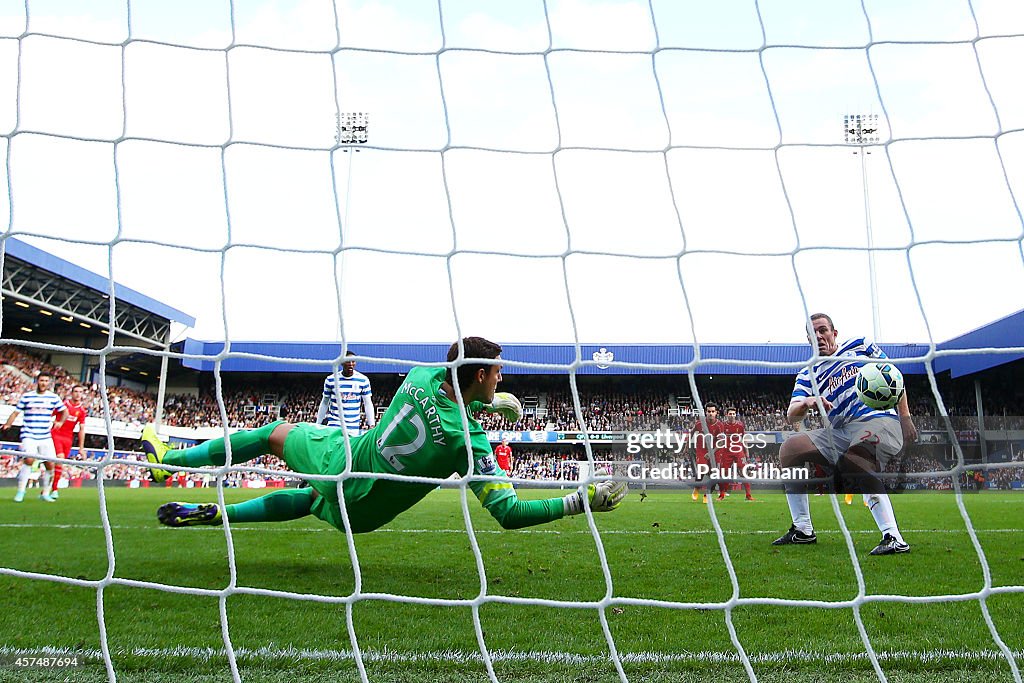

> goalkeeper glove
[563,480,628,516]
[485,392,523,423]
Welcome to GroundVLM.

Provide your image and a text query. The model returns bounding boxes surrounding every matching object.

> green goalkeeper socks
[162,421,285,468]
[225,488,315,523]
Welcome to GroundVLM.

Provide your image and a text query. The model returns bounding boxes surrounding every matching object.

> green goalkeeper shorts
[281,422,372,532]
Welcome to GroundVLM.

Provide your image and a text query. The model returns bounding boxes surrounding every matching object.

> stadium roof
[935,306,1024,378]
[182,307,1024,377]
[181,340,934,375]
[3,238,194,327]
[3,238,197,382]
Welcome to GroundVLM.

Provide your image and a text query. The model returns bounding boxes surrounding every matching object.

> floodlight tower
[336,112,370,228]
[844,113,881,341]
[334,112,369,343]
[336,112,369,147]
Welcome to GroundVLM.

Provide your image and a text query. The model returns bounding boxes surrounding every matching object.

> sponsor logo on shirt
[827,365,859,394]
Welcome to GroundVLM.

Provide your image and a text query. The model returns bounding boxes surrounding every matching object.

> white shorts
[20,437,57,459]
[805,417,903,470]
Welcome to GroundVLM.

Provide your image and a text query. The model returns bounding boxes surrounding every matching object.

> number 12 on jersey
[375,403,426,471]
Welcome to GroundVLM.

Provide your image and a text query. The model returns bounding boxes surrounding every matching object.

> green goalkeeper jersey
[315,366,565,532]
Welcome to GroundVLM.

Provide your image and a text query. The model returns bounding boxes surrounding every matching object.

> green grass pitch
[0,486,1021,682]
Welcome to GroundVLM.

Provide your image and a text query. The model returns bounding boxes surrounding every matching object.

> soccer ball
[855,362,904,410]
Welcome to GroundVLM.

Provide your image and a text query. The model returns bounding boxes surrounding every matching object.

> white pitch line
[0,644,1021,667]
[0,522,1022,535]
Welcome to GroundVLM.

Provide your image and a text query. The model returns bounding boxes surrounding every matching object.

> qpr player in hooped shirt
[3,373,67,502]
[773,312,917,556]
[317,351,376,436]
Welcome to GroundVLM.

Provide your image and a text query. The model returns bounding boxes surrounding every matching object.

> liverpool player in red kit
[51,384,88,499]
[720,407,756,501]
[691,402,727,503]
[494,436,512,473]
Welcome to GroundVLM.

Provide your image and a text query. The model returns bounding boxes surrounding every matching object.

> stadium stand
[3,238,1022,497]
[2,343,1022,492]
[0,346,1016,430]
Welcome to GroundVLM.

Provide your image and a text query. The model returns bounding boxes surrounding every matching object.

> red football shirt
[494,444,512,472]
[722,420,747,458]
[692,418,726,459]
[52,400,87,441]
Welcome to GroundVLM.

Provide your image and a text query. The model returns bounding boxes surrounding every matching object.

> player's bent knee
[780,434,814,467]
[268,423,296,457]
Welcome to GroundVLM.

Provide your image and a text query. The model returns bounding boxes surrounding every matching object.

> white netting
[1,1,1023,682]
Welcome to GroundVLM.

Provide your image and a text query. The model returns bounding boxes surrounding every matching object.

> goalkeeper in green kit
[143,337,627,532]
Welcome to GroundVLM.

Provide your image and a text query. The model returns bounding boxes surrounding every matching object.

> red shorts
[52,435,73,457]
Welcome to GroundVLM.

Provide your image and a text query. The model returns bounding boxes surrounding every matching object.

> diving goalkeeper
[143,337,627,532]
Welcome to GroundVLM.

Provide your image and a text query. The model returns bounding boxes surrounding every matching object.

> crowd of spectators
[506,449,580,481]
[667,391,797,432]
[6,345,1021,434]
[477,411,548,432]
[2,347,1023,492]
[1,346,80,406]
[986,465,1024,490]
[1,345,159,425]
[542,389,672,431]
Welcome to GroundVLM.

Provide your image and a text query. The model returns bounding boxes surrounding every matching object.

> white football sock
[40,468,52,496]
[866,493,903,543]
[16,464,30,493]
[785,488,812,534]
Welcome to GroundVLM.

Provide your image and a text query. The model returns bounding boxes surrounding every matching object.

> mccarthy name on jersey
[791,336,899,429]
[394,377,447,447]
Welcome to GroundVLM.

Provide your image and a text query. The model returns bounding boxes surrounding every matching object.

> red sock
[52,464,62,492]
[743,482,752,498]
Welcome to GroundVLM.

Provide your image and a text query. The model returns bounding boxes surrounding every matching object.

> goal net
[1,1,1022,681]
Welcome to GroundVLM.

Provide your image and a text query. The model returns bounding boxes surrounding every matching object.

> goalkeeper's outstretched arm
[443,338,626,529]
[470,464,628,530]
